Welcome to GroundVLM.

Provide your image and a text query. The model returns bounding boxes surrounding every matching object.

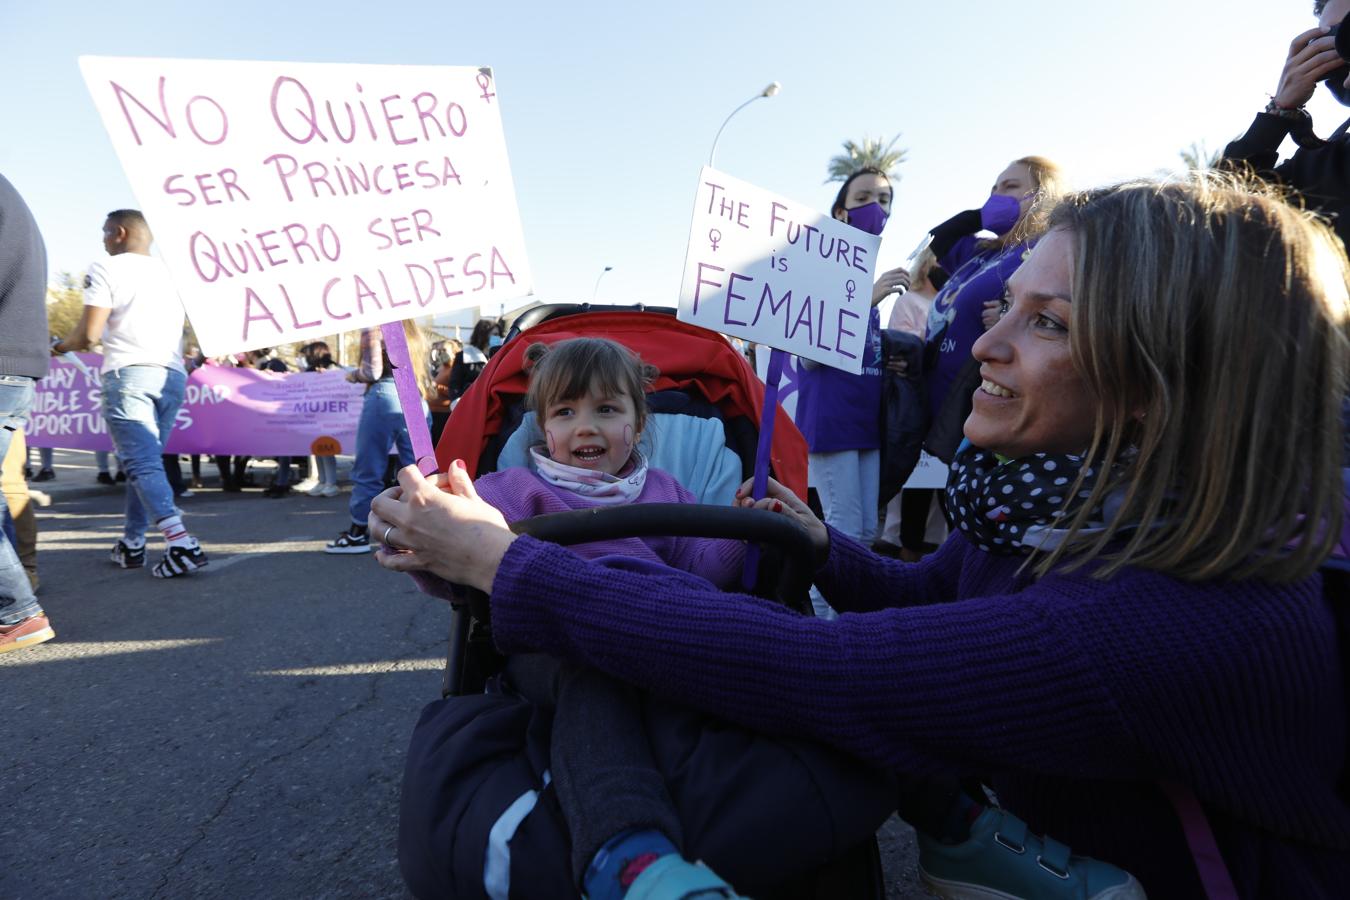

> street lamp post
[708,82,780,168]
[592,265,613,299]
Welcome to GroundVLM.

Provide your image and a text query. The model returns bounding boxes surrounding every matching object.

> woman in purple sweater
[374,179,1350,899]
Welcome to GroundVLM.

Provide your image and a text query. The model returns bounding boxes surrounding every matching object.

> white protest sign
[80,56,533,356]
[678,167,879,375]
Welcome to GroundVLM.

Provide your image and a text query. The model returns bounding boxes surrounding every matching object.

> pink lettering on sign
[270,76,469,147]
[239,248,521,343]
[164,170,251,207]
[109,77,230,147]
[188,222,341,284]
[262,154,462,202]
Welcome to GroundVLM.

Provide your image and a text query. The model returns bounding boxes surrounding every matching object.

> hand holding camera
[1274,15,1350,110]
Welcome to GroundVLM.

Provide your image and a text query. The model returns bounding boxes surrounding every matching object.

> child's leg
[506,654,684,888]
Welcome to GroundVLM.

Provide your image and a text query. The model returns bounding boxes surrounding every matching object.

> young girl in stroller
[406,335,747,898]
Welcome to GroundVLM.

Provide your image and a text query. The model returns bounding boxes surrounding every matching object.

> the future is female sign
[80,56,534,356]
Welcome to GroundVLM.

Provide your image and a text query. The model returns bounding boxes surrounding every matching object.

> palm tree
[1179,141,1221,172]
[825,135,907,183]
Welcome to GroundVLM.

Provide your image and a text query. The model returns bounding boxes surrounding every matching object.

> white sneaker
[294,479,319,493]
[319,484,340,497]
[307,482,327,496]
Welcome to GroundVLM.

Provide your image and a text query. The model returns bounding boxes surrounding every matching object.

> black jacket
[1223,111,1350,250]
[878,329,926,502]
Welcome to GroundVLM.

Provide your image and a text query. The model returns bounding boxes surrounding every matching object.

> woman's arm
[816,524,965,613]
[488,534,1140,777]
[733,477,960,612]
[929,209,983,272]
[349,329,384,383]
[371,465,1141,777]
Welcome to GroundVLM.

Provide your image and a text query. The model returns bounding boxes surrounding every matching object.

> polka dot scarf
[945,441,1103,555]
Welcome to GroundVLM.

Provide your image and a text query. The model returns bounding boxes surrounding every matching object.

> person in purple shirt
[375,178,1350,899]
[922,156,1065,460]
[794,167,912,566]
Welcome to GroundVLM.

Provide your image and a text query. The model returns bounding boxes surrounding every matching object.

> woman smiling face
[964,229,1097,459]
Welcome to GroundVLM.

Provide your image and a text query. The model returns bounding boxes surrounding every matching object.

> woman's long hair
[1034,174,1349,582]
[992,155,1067,250]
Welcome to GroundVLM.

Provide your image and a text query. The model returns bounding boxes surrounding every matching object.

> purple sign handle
[741,348,786,589]
[380,322,439,476]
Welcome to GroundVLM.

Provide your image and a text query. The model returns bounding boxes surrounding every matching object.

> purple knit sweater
[489,525,1350,899]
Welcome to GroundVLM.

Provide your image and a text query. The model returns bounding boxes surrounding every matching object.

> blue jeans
[0,375,40,624]
[349,380,413,527]
[101,365,187,542]
[316,454,338,485]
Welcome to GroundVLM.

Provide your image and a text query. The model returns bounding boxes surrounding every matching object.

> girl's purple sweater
[488,525,1350,899]
[412,466,744,601]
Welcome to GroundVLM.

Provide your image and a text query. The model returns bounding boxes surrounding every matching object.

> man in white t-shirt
[54,209,207,578]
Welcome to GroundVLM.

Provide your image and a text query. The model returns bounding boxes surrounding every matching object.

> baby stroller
[399,305,896,899]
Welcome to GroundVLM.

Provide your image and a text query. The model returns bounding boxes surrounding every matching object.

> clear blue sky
[1,0,1341,316]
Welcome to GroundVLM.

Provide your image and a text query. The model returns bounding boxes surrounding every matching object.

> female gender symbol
[708,228,722,252]
[845,279,857,302]
[476,72,495,104]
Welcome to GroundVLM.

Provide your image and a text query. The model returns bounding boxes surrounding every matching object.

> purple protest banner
[380,323,439,475]
[27,353,365,456]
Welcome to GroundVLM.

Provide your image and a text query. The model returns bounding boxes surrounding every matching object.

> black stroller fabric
[878,329,927,504]
[400,684,897,899]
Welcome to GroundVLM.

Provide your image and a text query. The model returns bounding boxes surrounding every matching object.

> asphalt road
[3,451,923,899]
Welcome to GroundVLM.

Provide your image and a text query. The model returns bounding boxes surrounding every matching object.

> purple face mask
[846,202,889,236]
[980,194,1022,236]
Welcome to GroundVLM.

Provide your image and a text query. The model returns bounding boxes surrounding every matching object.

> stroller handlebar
[444,504,817,697]
[511,503,815,610]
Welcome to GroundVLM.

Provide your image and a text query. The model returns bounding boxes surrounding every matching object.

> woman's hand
[871,266,912,306]
[734,477,829,563]
[369,461,515,593]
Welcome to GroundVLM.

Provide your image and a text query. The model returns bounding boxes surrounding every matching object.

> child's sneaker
[110,539,147,569]
[152,543,209,578]
[918,807,1146,900]
[623,855,744,900]
[325,528,370,553]
[0,614,55,654]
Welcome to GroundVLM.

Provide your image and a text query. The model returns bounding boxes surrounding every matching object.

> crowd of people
[2,4,1350,898]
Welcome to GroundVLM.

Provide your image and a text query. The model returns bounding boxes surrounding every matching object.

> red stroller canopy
[436,310,808,500]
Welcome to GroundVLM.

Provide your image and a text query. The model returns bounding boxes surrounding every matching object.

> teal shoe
[621,854,744,900]
[918,807,1147,900]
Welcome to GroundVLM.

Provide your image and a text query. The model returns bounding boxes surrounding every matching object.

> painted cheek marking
[545,429,556,457]
[623,424,634,449]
